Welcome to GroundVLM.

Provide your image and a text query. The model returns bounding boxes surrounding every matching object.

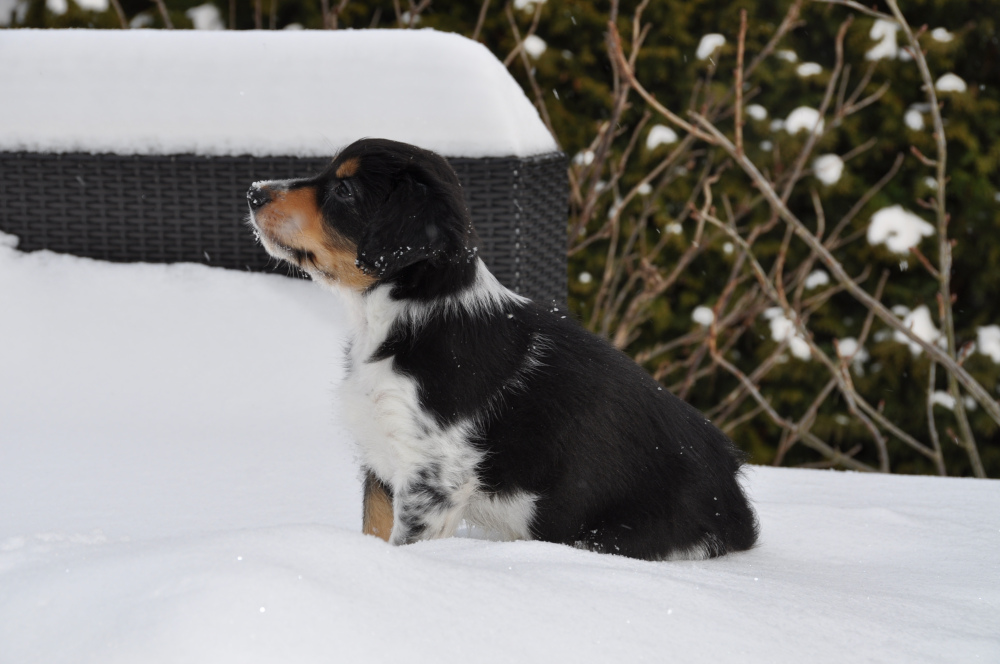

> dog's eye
[333,180,354,201]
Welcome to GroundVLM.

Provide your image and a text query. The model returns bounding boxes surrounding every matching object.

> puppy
[246,138,758,560]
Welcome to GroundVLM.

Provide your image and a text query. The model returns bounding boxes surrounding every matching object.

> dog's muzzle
[247,183,271,211]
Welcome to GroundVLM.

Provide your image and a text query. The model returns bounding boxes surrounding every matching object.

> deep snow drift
[1,239,998,663]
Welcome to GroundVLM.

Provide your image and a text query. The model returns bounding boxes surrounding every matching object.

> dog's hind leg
[362,469,394,541]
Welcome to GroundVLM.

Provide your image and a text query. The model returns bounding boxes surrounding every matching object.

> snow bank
[0,29,557,158]
[1,240,998,663]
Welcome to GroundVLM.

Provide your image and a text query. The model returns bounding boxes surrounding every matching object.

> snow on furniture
[0,29,567,304]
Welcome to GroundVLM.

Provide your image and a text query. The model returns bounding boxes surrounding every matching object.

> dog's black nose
[247,184,271,211]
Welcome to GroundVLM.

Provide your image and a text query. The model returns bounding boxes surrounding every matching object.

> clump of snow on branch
[514,0,545,10]
[976,326,1000,363]
[776,49,798,62]
[813,154,843,185]
[692,306,715,327]
[931,27,954,42]
[646,125,678,149]
[746,104,767,121]
[904,108,925,131]
[893,305,941,355]
[573,150,594,166]
[805,270,830,290]
[785,107,824,135]
[866,19,900,60]
[931,391,956,410]
[796,62,822,77]
[836,337,870,373]
[186,3,224,29]
[764,308,811,360]
[867,205,934,254]
[935,73,967,93]
[696,34,726,61]
[523,35,547,59]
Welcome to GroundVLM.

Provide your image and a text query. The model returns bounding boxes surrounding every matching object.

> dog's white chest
[338,350,431,482]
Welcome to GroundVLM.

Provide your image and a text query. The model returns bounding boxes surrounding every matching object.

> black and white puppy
[246,138,758,560]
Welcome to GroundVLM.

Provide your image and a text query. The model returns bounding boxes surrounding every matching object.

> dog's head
[247,138,479,298]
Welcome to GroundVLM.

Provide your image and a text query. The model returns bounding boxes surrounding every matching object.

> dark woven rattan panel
[0,151,567,304]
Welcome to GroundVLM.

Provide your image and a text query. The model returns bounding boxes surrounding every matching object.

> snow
[646,124,679,149]
[976,325,1000,363]
[836,337,870,373]
[692,305,715,326]
[804,269,830,289]
[76,0,107,10]
[696,33,726,61]
[867,205,935,254]
[893,304,941,355]
[931,391,956,410]
[2,237,999,663]
[812,154,843,185]
[0,30,557,158]
[784,107,824,135]
[0,0,21,25]
[866,19,900,60]
[776,49,797,62]
[523,34,547,59]
[795,62,822,77]
[186,3,225,30]
[514,0,545,10]
[764,307,812,360]
[931,27,954,42]
[746,104,767,121]
[936,73,968,93]
[45,0,66,13]
[905,108,925,131]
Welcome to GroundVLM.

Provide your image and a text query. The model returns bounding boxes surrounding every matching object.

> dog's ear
[356,166,467,281]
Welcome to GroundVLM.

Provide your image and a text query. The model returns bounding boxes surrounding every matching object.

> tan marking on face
[335,157,360,179]
[363,471,393,542]
[252,184,375,291]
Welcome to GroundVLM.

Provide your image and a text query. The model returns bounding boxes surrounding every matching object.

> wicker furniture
[0,151,567,305]
[1,30,568,304]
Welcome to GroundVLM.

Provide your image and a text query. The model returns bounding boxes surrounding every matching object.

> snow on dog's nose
[247,182,272,211]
